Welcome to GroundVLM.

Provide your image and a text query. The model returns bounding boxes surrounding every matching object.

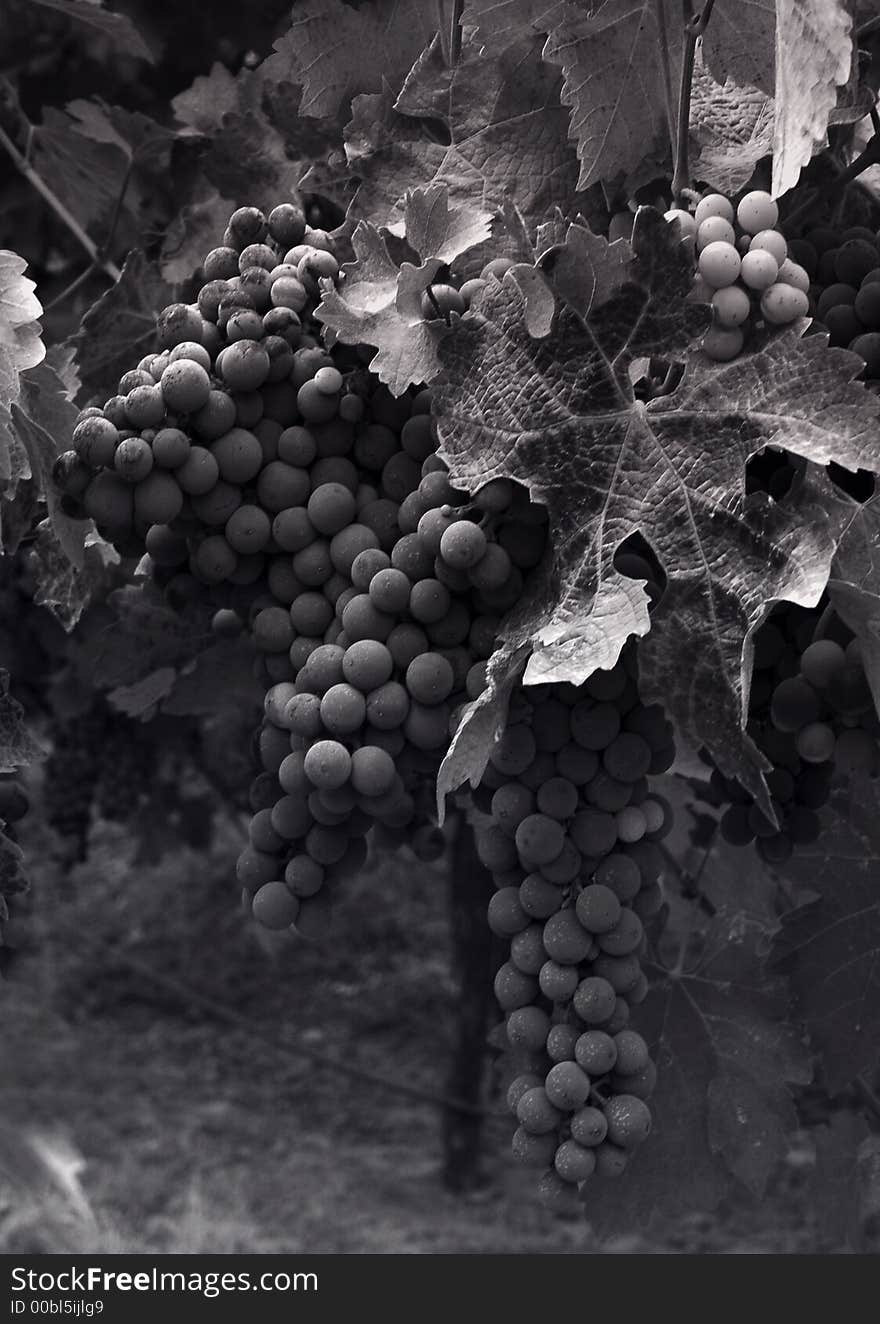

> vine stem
[654,0,678,168]
[0,120,121,282]
[672,0,716,203]
[438,0,463,66]
[784,132,880,233]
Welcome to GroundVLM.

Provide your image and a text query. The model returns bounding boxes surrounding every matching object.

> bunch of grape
[476,646,675,1203]
[53,198,556,934]
[802,224,880,380]
[664,190,811,362]
[712,602,879,864]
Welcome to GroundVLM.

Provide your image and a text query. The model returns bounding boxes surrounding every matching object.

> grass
[0,814,842,1254]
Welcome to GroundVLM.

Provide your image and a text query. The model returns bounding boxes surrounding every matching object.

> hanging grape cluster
[708,601,879,863]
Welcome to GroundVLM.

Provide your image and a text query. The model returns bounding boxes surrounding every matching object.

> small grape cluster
[474,648,675,1203]
[804,225,880,380]
[712,603,879,864]
[53,198,552,935]
[665,189,810,361]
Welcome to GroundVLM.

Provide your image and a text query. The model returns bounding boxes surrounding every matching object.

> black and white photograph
[2,0,880,1276]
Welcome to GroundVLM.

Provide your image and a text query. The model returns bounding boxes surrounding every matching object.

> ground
[0,816,842,1255]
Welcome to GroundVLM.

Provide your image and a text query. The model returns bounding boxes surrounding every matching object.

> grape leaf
[172,63,245,134]
[433,208,880,813]
[824,492,880,715]
[159,187,237,284]
[12,360,85,568]
[0,252,44,376]
[690,58,774,196]
[0,670,47,773]
[78,584,213,690]
[28,0,153,63]
[463,0,567,46]
[109,668,177,720]
[774,785,880,1094]
[348,31,588,245]
[71,251,172,404]
[701,0,776,94]
[772,0,854,198]
[262,0,450,121]
[161,640,262,717]
[32,107,131,231]
[583,868,809,1237]
[809,1112,872,1250]
[64,99,173,166]
[539,0,681,191]
[316,183,493,394]
[30,521,120,631]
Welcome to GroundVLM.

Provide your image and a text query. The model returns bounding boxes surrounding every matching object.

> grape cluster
[712,603,879,864]
[665,190,810,362]
[53,198,553,934]
[802,224,880,379]
[476,647,675,1202]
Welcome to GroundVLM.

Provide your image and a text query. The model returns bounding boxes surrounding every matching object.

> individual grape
[308,482,357,535]
[570,1106,608,1148]
[775,259,810,293]
[546,1023,580,1062]
[835,240,879,287]
[538,959,580,1002]
[850,333,880,378]
[612,1030,650,1075]
[573,975,617,1024]
[799,639,846,689]
[350,745,397,797]
[736,191,778,235]
[570,807,618,857]
[535,776,579,820]
[663,208,697,238]
[702,325,744,362]
[405,653,455,705]
[760,283,809,324]
[603,1094,652,1148]
[597,907,643,956]
[695,216,736,251]
[510,924,548,975]
[698,240,740,288]
[439,520,487,569]
[542,908,593,964]
[512,1127,558,1167]
[740,249,778,290]
[545,1060,591,1110]
[575,884,621,934]
[515,813,565,866]
[303,740,351,790]
[252,881,299,930]
[770,676,821,732]
[694,194,735,228]
[571,701,620,750]
[494,962,539,1011]
[507,1005,552,1052]
[320,683,366,735]
[574,1029,617,1076]
[855,281,880,330]
[711,285,750,327]
[519,873,564,919]
[516,1087,563,1135]
[795,721,836,763]
[749,229,788,265]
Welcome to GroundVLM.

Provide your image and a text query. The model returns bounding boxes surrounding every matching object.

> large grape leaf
[12,360,85,568]
[161,640,262,717]
[28,0,153,63]
[690,58,774,196]
[824,492,880,716]
[0,670,47,774]
[77,584,213,690]
[347,31,588,244]
[71,251,172,404]
[316,184,493,394]
[701,0,776,93]
[772,0,854,198]
[29,521,119,632]
[0,253,44,376]
[433,208,880,813]
[261,0,450,121]
[583,859,809,1238]
[774,785,880,1094]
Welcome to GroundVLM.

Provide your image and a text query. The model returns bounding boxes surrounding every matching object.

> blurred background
[0,0,849,1254]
